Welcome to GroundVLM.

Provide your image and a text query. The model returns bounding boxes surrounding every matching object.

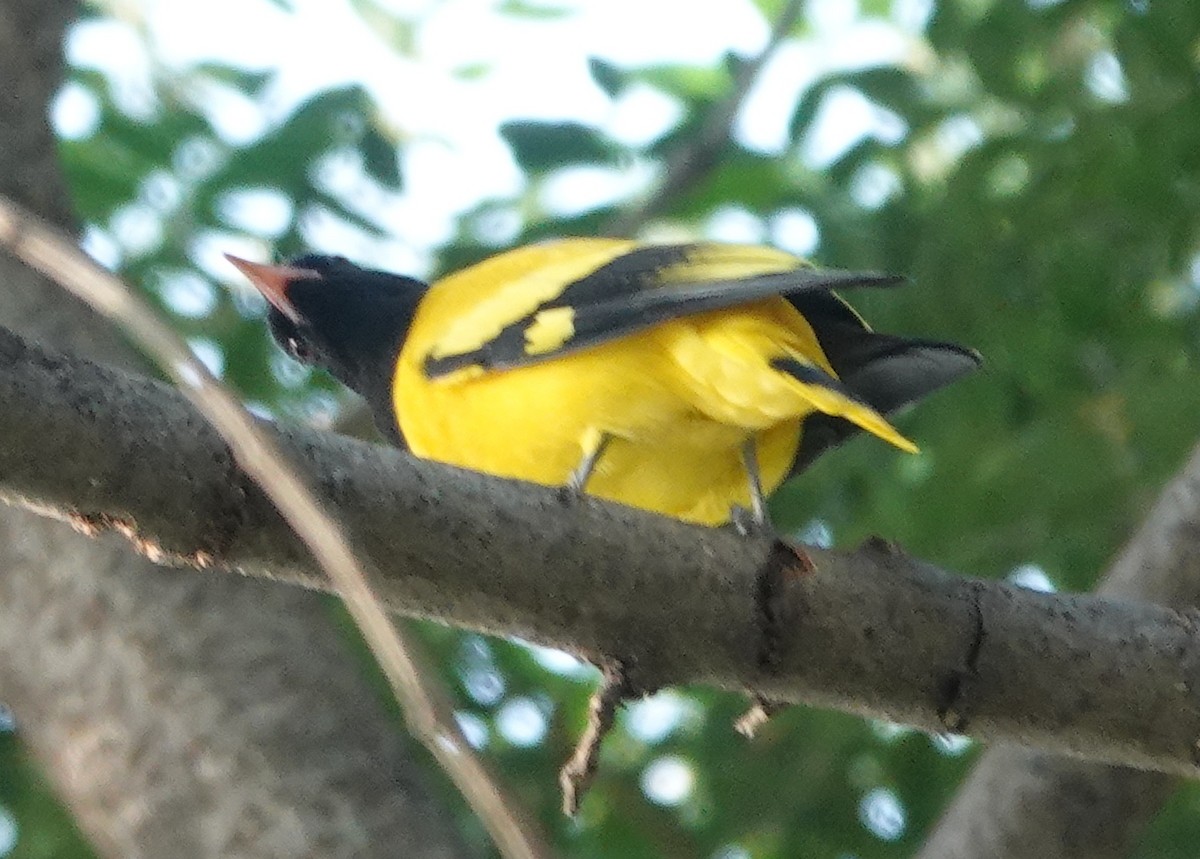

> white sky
[60,0,932,276]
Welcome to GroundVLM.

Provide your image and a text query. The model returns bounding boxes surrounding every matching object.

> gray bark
[3,325,1200,780]
[0,3,472,857]
[917,445,1200,859]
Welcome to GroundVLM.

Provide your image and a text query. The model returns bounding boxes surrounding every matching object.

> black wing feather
[425,251,905,378]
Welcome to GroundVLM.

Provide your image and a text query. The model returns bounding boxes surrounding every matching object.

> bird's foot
[729,504,776,539]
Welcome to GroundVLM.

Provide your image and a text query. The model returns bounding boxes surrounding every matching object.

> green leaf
[587,57,626,98]
[499,120,616,172]
[360,126,402,188]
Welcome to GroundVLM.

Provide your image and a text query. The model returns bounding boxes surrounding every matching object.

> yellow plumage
[393,238,914,525]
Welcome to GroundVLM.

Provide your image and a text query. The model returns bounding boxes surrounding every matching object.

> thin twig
[603,0,804,237]
[0,196,555,859]
[559,661,634,815]
[734,695,785,738]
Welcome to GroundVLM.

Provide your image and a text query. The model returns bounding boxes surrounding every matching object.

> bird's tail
[771,355,918,453]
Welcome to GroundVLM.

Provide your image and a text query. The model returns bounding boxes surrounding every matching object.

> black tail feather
[787,313,980,476]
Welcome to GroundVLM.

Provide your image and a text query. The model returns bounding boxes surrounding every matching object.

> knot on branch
[936,580,986,732]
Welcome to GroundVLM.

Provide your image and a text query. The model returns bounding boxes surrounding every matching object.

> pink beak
[224,254,320,323]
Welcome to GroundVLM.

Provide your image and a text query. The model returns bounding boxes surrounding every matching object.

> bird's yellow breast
[391,240,838,525]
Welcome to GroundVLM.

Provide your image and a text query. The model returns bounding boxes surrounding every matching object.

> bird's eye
[286,337,314,363]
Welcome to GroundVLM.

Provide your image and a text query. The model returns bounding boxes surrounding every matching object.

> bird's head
[226,253,426,437]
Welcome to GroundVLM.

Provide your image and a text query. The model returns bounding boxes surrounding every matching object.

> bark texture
[917,445,1200,859]
[3,326,1200,780]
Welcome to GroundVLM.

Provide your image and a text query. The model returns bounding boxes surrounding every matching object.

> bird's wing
[422,241,904,379]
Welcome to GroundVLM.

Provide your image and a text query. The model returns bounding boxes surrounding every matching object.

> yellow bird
[229,239,978,526]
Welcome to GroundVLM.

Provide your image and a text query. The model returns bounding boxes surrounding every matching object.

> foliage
[0,729,92,859]
[5,0,1200,856]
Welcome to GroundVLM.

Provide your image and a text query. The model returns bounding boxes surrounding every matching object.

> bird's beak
[224,254,320,323]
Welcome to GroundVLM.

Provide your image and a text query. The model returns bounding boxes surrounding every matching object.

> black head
[227,253,426,444]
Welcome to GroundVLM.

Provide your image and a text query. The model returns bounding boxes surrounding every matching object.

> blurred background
[3,0,1200,856]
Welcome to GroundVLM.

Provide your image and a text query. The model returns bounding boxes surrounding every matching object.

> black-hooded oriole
[228,239,978,526]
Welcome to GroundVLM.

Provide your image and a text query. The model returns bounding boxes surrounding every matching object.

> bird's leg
[730,436,771,536]
[565,431,612,497]
[742,437,769,526]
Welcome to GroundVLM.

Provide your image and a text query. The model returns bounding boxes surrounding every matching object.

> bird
[228,239,978,527]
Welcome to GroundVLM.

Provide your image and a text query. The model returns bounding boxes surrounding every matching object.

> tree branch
[916,443,1200,859]
[603,0,803,237]
[3,322,1200,779]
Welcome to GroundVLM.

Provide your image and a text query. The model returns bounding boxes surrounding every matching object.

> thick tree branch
[917,443,1200,859]
[3,324,1200,779]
